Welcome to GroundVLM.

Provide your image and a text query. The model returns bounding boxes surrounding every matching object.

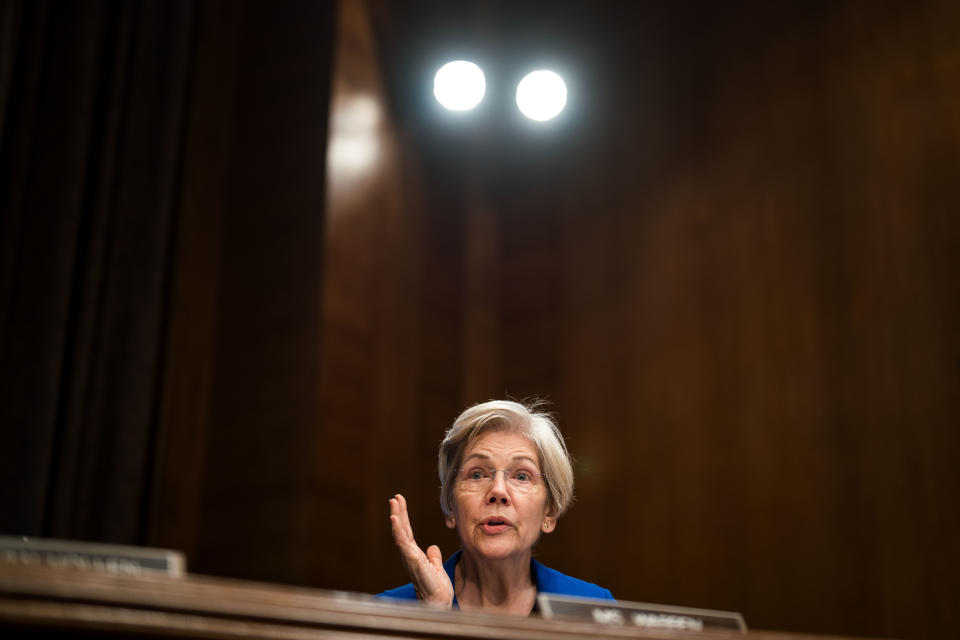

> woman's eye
[468,469,486,480]
[514,470,531,482]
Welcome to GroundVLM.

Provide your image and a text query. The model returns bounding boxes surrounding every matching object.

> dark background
[1,1,958,639]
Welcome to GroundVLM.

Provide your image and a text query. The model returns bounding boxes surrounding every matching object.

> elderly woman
[378,400,613,615]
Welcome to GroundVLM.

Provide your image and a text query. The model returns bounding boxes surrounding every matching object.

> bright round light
[516,70,567,121]
[434,60,486,111]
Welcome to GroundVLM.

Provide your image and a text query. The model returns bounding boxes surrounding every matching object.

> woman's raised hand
[388,494,454,608]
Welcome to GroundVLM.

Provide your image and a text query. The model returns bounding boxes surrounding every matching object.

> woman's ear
[541,506,558,533]
[445,513,456,529]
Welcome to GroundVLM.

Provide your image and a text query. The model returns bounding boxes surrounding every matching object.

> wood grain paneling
[317,0,461,593]
[340,2,959,639]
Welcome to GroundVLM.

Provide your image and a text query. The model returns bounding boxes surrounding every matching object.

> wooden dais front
[0,563,881,640]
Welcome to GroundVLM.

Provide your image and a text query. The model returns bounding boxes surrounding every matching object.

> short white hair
[438,400,575,518]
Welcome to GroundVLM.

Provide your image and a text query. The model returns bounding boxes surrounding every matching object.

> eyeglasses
[457,466,544,493]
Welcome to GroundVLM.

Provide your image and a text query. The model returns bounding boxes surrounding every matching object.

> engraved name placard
[538,593,747,633]
[0,536,186,576]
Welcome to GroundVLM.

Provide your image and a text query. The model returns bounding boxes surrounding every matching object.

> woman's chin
[466,537,528,562]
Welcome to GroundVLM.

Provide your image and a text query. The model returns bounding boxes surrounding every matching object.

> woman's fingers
[387,495,453,608]
[413,545,447,602]
[389,494,428,575]
[396,494,414,539]
[422,544,452,605]
[390,495,411,537]
[425,545,444,572]
[389,494,417,548]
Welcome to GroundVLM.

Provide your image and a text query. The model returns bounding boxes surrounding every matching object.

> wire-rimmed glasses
[457,465,544,493]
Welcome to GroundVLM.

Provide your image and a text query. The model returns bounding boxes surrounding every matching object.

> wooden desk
[0,563,875,640]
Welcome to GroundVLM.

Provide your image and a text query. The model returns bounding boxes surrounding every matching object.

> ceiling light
[434,60,486,111]
[516,70,567,121]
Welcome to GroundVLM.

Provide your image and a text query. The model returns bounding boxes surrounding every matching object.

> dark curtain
[0,0,336,574]
[0,0,196,544]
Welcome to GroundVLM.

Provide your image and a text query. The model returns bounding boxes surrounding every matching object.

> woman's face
[446,430,557,562]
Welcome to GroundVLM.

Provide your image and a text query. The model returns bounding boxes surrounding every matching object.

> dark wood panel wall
[1,2,957,640]
[324,1,960,639]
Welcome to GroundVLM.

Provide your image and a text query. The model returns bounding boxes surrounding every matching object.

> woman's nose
[487,471,509,504]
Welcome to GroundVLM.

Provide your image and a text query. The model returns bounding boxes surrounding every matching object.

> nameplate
[0,536,186,577]
[538,593,747,633]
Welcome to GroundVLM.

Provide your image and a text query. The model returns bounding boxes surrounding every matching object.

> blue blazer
[377,550,614,605]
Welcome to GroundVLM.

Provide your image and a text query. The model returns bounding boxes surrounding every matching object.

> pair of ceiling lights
[433,60,567,122]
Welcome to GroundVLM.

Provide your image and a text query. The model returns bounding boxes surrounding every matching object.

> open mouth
[480,517,513,533]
